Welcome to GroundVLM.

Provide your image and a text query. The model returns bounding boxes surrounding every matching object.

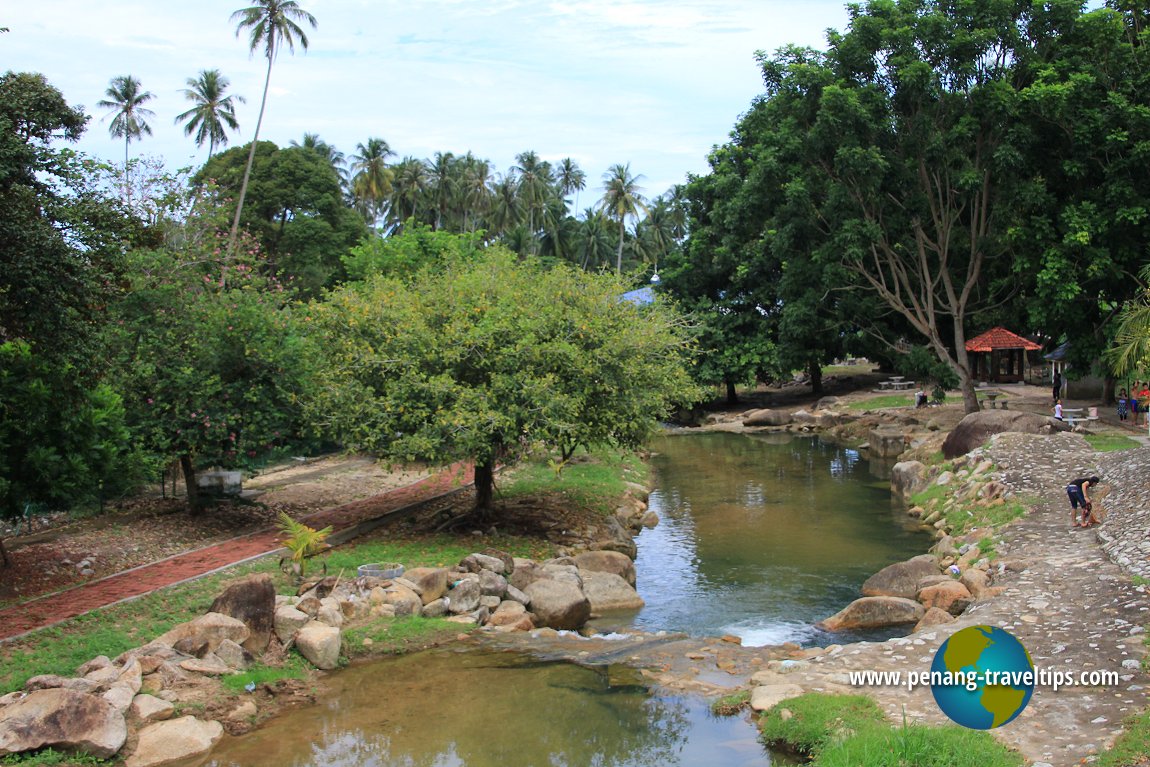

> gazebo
[965,327,1041,384]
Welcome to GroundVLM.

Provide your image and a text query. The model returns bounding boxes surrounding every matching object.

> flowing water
[202,432,929,767]
[600,432,931,646]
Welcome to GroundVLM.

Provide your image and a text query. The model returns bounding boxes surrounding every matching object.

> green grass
[1086,708,1150,767]
[220,653,309,693]
[759,694,1021,767]
[499,447,648,516]
[0,749,106,766]
[317,534,549,575]
[710,689,752,716]
[759,693,887,755]
[848,394,914,410]
[343,616,463,659]
[814,720,1023,767]
[1085,433,1142,452]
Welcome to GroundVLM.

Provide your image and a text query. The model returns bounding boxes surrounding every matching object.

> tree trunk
[725,378,739,405]
[809,361,823,395]
[1103,375,1116,405]
[0,537,9,568]
[180,454,202,515]
[474,459,494,512]
[616,219,625,273]
[228,44,275,256]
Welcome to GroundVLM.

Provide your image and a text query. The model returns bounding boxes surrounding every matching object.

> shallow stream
[202,433,930,767]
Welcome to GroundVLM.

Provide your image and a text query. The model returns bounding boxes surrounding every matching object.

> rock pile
[0,548,645,765]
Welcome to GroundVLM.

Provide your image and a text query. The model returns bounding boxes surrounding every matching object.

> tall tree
[97,74,155,205]
[600,163,647,273]
[174,69,244,161]
[388,156,430,231]
[556,157,586,211]
[350,137,394,223]
[228,0,317,255]
[290,132,346,184]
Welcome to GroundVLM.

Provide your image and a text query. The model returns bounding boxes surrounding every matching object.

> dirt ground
[0,456,429,607]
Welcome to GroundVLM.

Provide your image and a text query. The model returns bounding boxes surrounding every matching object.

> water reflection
[203,650,776,767]
[610,433,930,646]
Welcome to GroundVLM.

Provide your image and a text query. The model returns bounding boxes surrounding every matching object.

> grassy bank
[756,693,1023,767]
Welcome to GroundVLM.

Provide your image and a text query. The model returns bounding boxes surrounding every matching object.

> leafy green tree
[388,156,430,231]
[107,232,312,510]
[0,342,137,540]
[97,74,155,204]
[600,163,647,273]
[342,221,482,281]
[307,246,700,512]
[200,141,367,294]
[174,69,245,161]
[0,72,130,368]
[228,0,317,255]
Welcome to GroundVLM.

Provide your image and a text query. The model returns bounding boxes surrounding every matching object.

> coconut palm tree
[555,157,586,211]
[97,74,155,205]
[426,151,456,230]
[350,137,394,224]
[599,163,647,273]
[174,69,245,162]
[488,174,522,238]
[228,0,317,254]
[577,208,614,270]
[512,151,553,253]
[388,156,430,231]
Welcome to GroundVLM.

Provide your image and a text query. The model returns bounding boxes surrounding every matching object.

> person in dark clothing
[1052,372,1062,405]
[1066,475,1100,527]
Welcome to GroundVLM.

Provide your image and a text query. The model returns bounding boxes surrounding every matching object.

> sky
[5,1,853,201]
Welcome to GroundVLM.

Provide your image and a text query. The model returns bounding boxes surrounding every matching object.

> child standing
[1118,388,1129,422]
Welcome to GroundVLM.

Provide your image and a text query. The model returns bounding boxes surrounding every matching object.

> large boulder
[523,579,592,630]
[383,584,423,617]
[917,581,972,615]
[817,597,925,632]
[154,612,249,655]
[273,605,310,643]
[913,607,957,632]
[890,461,930,500]
[208,574,276,654]
[750,684,805,712]
[743,408,792,427]
[580,571,645,612]
[295,624,341,670]
[460,553,507,575]
[402,568,450,605]
[942,410,1061,459]
[446,578,481,614]
[0,688,127,758]
[868,427,910,458]
[125,716,223,767]
[861,555,940,599]
[573,551,637,587]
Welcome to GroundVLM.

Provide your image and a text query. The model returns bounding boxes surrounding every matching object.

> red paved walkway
[0,463,473,642]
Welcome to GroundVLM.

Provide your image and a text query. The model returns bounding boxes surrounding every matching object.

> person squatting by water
[1066,475,1101,528]
[1053,399,1063,421]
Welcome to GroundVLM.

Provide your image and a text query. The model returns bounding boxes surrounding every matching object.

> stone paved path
[0,463,472,642]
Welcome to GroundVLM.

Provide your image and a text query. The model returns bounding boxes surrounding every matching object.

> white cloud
[9,0,850,196]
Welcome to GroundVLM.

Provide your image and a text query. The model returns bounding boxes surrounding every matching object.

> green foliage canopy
[307,246,700,509]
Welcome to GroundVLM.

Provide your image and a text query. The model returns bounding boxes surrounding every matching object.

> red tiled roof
[965,327,1042,352]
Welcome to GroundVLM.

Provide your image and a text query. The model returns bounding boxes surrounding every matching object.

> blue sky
[6,1,851,200]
